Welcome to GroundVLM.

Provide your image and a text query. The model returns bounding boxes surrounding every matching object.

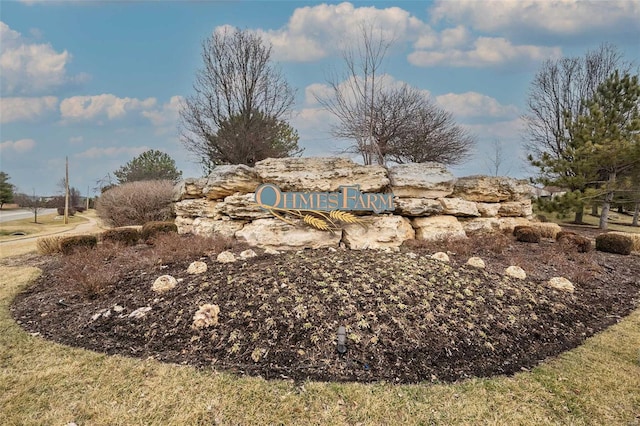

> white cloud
[142,95,183,129]
[306,74,431,107]
[75,146,149,160]
[250,2,432,62]
[60,94,157,121]
[69,136,83,144]
[435,92,519,118]
[408,37,562,68]
[0,96,58,123]
[429,0,639,37]
[0,21,84,95]
[0,138,36,153]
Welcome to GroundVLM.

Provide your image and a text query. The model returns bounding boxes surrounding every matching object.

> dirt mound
[11,233,640,384]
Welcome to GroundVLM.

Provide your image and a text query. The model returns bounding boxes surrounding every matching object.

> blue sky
[1,0,639,197]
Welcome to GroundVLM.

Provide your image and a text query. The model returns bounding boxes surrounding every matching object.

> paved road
[0,208,57,223]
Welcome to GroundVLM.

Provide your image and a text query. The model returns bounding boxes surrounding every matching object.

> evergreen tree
[114,150,182,184]
[0,171,15,209]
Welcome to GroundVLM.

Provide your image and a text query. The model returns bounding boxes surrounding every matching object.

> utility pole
[64,156,69,224]
[86,185,90,210]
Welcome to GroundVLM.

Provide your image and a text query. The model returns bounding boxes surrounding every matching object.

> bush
[140,221,178,241]
[101,227,140,246]
[37,236,63,255]
[96,180,174,227]
[530,222,561,239]
[608,231,640,252]
[59,235,98,255]
[74,205,86,213]
[595,233,634,255]
[557,232,592,253]
[56,207,76,216]
[514,226,541,243]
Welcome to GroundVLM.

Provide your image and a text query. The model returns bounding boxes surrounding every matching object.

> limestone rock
[412,216,466,241]
[466,257,486,268]
[548,277,575,293]
[172,177,207,201]
[393,198,443,217]
[431,252,450,262]
[264,247,281,255]
[476,202,501,218]
[388,162,456,198]
[217,251,237,263]
[236,218,341,250]
[453,176,531,202]
[187,261,208,275]
[175,216,194,234]
[240,249,258,259]
[438,197,480,217]
[217,193,272,220]
[152,275,177,293]
[342,215,415,250]
[460,218,501,235]
[174,198,220,219]
[192,304,220,329]
[498,200,533,217]
[497,217,531,234]
[202,165,261,200]
[254,157,388,192]
[505,266,526,279]
[191,218,245,239]
[128,306,152,319]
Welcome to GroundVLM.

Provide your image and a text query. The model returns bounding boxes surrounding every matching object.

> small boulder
[505,266,526,279]
[187,261,208,275]
[431,252,450,262]
[152,275,178,293]
[240,249,258,259]
[192,304,220,329]
[466,257,486,268]
[548,277,575,293]
[217,251,237,263]
[128,306,152,319]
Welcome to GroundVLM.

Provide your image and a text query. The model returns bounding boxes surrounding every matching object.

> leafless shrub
[59,235,98,255]
[37,236,63,255]
[145,232,234,264]
[96,180,174,227]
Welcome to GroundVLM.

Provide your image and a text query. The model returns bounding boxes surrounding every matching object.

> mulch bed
[10,228,640,384]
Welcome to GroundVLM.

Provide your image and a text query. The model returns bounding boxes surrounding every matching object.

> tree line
[524,43,639,229]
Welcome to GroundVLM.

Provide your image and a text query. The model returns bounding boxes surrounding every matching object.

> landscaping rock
[548,277,575,293]
[202,164,261,200]
[438,197,481,217]
[431,252,450,262]
[466,257,486,268]
[216,193,272,220]
[388,162,456,198]
[342,215,415,250]
[128,306,152,319]
[505,266,527,279]
[152,275,177,293]
[190,217,245,239]
[412,215,466,241]
[173,198,220,219]
[217,251,237,263]
[187,261,208,275]
[254,157,388,192]
[393,198,443,217]
[192,304,220,329]
[453,175,531,202]
[240,249,258,259]
[236,218,340,250]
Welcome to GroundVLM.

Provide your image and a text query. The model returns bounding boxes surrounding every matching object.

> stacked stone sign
[173,157,533,251]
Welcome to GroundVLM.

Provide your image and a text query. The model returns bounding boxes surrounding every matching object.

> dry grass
[0,212,89,240]
[1,262,640,425]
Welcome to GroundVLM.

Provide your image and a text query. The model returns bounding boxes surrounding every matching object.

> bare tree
[180,26,300,170]
[484,139,511,176]
[315,23,393,165]
[316,23,473,166]
[524,43,632,161]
